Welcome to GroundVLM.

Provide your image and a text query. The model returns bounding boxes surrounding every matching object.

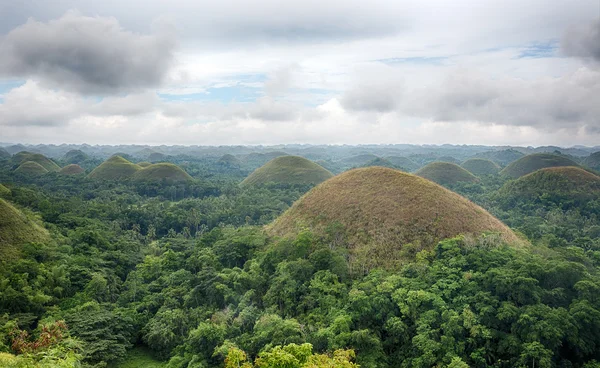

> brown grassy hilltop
[268,167,520,271]
[241,156,333,187]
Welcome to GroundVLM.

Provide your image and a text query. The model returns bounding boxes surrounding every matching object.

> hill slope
[12,151,60,172]
[268,167,520,270]
[361,157,397,169]
[14,161,50,175]
[241,156,333,186]
[500,153,579,178]
[384,156,420,172]
[62,149,89,164]
[461,158,501,176]
[0,184,10,197]
[474,149,524,165]
[59,164,85,175]
[416,162,479,185]
[0,199,49,260]
[0,147,10,160]
[132,163,193,183]
[88,156,141,180]
[583,151,600,170]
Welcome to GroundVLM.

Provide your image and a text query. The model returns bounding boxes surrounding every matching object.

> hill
[339,154,379,167]
[59,164,85,175]
[0,184,10,197]
[218,154,242,167]
[500,153,579,178]
[361,157,397,169]
[132,163,193,183]
[12,151,60,172]
[87,156,141,180]
[241,156,333,187]
[474,149,524,165]
[436,156,461,164]
[416,162,479,185]
[14,161,50,176]
[461,158,501,176]
[148,152,167,162]
[268,167,520,270]
[583,151,600,170]
[137,162,152,168]
[498,166,600,208]
[0,198,49,260]
[62,149,89,164]
[384,156,420,172]
[0,147,10,160]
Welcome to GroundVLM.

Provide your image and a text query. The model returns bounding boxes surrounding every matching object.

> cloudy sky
[0,0,599,146]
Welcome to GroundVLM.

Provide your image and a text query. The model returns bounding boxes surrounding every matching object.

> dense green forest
[1,145,600,368]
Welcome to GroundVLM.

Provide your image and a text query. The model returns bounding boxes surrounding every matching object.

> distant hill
[137,162,152,168]
[132,163,193,183]
[338,154,379,167]
[497,167,600,209]
[87,156,141,180]
[241,156,333,187]
[416,162,479,185]
[62,149,89,164]
[218,154,242,167]
[474,149,524,166]
[148,152,167,162]
[0,198,49,260]
[241,151,289,168]
[12,151,60,172]
[0,184,10,197]
[268,167,520,270]
[0,147,10,160]
[436,156,461,164]
[583,151,600,171]
[461,158,501,176]
[59,164,85,175]
[500,153,579,178]
[384,156,420,172]
[361,157,397,169]
[14,161,50,176]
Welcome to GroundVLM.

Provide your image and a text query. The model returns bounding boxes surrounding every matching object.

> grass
[12,151,60,172]
[0,184,11,197]
[362,157,397,169]
[14,161,49,175]
[132,163,193,183]
[62,149,89,164]
[268,167,520,271]
[583,151,600,170]
[474,149,524,166]
[499,166,600,202]
[384,156,420,172]
[59,164,85,175]
[115,346,165,368]
[0,198,49,261]
[218,154,242,166]
[241,156,333,186]
[461,158,501,176]
[500,153,579,178]
[416,162,479,185]
[137,162,152,167]
[88,156,142,180]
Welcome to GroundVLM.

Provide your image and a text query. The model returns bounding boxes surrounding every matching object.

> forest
[1,143,600,368]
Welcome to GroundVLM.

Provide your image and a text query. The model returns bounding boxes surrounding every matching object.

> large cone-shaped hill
[132,163,193,183]
[416,162,479,185]
[14,161,49,176]
[62,149,89,164]
[241,156,333,186]
[12,151,60,172]
[88,155,141,180]
[0,198,49,260]
[268,167,520,269]
[461,158,501,176]
[500,153,579,178]
[583,151,600,171]
[498,167,600,207]
[59,164,85,175]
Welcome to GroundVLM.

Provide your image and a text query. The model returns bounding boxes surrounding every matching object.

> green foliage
[241,156,333,187]
[416,162,479,185]
[500,153,579,178]
[461,158,501,176]
[132,163,193,183]
[88,155,142,180]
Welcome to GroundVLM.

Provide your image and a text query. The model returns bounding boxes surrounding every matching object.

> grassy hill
[384,156,420,172]
[583,151,600,170]
[137,162,152,168]
[0,147,10,160]
[268,167,520,270]
[148,152,167,162]
[361,157,397,169]
[461,158,501,176]
[416,162,479,185]
[88,156,142,180]
[132,163,193,183]
[0,198,49,260]
[62,149,89,164]
[0,184,10,197]
[14,161,50,176]
[218,154,242,167]
[59,164,85,175]
[12,151,60,172]
[241,156,333,187]
[339,154,379,167]
[500,153,579,178]
[474,149,524,165]
[498,166,600,207]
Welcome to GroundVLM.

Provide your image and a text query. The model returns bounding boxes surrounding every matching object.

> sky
[0,0,599,146]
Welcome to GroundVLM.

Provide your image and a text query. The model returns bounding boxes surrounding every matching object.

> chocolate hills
[384,156,420,172]
[218,154,242,167]
[361,157,397,169]
[474,149,524,166]
[461,158,501,176]
[268,167,520,270]
[87,155,142,180]
[500,153,579,178]
[0,198,49,260]
[12,151,60,172]
[62,149,89,164]
[339,154,379,167]
[137,162,152,168]
[0,184,10,197]
[59,164,85,175]
[14,161,49,176]
[416,162,479,185]
[241,156,333,187]
[0,147,10,160]
[132,163,193,183]
[583,151,600,171]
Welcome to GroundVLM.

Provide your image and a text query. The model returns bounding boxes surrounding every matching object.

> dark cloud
[561,20,600,63]
[0,11,175,94]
